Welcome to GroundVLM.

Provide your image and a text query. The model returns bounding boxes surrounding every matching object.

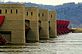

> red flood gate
[0,16,5,27]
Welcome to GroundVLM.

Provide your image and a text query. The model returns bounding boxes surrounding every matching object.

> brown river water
[0,33,82,54]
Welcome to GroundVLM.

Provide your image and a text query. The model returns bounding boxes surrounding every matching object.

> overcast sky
[3,0,82,5]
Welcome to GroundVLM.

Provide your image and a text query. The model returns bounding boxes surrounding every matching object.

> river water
[0,33,82,54]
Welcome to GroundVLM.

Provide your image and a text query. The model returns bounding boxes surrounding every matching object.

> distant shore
[70,28,82,33]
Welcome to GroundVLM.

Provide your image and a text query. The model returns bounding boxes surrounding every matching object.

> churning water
[0,33,82,54]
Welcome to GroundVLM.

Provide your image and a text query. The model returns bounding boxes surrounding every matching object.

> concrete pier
[49,11,57,38]
[39,9,49,40]
[25,7,39,42]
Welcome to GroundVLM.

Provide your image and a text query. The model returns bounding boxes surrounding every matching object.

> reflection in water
[0,33,82,54]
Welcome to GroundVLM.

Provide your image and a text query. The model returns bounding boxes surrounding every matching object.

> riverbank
[70,28,82,33]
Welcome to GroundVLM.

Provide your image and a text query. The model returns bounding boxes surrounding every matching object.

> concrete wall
[49,11,57,38]
[39,9,49,40]
[25,7,39,42]
[0,4,25,44]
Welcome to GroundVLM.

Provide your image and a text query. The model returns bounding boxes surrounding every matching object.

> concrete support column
[39,9,49,40]
[25,7,39,43]
[49,20,57,38]
[49,11,57,38]
[39,21,49,40]
[26,20,39,42]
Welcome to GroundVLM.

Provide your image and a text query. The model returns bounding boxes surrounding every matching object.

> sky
[2,0,82,5]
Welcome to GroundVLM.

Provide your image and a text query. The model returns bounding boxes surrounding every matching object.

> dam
[0,3,57,44]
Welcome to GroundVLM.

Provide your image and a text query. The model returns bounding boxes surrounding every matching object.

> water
[0,33,82,54]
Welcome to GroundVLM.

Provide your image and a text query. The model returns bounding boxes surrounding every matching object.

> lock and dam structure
[0,3,57,44]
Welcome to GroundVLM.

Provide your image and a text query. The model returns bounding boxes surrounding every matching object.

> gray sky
[3,0,82,5]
